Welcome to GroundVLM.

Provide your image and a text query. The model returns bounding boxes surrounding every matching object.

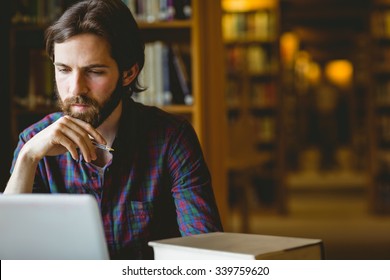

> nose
[69,71,88,96]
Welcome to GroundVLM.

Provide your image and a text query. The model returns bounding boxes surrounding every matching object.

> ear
[122,64,139,86]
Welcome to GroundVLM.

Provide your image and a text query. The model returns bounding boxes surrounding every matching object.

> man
[4,0,222,259]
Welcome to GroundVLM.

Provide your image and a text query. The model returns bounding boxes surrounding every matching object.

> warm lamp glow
[307,62,321,85]
[294,51,322,87]
[222,0,277,12]
[294,51,311,77]
[325,60,353,88]
[280,32,300,66]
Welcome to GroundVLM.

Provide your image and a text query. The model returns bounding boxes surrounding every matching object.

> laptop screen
[0,194,109,260]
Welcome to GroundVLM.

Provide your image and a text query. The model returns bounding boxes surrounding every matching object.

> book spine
[136,0,145,21]
[144,43,155,105]
[159,0,169,21]
[182,0,192,19]
[161,44,173,105]
[153,41,164,106]
[166,0,175,21]
[171,45,192,105]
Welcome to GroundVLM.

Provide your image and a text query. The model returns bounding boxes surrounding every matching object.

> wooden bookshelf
[279,0,372,211]
[222,0,286,217]
[0,3,12,191]
[369,0,390,214]
[138,20,192,29]
[6,0,228,223]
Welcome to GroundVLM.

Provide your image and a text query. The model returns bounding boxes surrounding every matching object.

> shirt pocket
[125,201,154,240]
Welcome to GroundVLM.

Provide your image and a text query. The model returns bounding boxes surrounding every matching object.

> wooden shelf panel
[138,20,192,29]
[223,1,284,216]
[161,104,194,114]
[224,37,278,45]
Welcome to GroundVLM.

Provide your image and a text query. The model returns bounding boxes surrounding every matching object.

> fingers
[54,116,106,162]
[52,119,94,162]
[53,133,81,161]
[64,116,106,145]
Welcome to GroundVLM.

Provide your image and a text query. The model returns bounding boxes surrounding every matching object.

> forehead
[54,33,113,64]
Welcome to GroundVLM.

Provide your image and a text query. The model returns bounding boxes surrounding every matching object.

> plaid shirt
[11,97,223,259]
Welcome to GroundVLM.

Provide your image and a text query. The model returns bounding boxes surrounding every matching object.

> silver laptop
[0,194,109,260]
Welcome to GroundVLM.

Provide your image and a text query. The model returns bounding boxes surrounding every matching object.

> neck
[96,100,122,147]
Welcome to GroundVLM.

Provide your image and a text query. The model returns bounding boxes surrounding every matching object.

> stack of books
[149,232,324,260]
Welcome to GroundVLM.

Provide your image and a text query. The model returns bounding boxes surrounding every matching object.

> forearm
[175,186,223,234]
[168,121,223,233]
[4,148,40,194]
[172,168,223,233]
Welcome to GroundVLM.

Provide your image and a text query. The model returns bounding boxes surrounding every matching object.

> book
[170,44,193,105]
[133,41,170,106]
[148,232,324,260]
[174,0,191,19]
[133,42,192,106]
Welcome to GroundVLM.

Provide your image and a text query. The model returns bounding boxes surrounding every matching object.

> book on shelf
[222,10,276,41]
[250,82,277,107]
[148,232,324,260]
[253,116,276,143]
[11,0,192,25]
[133,42,192,106]
[226,46,246,74]
[12,0,72,24]
[136,41,168,106]
[170,44,193,105]
[125,0,191,22]
[247,45,268,74]
[371,10,390,38]
[173,0,192,20]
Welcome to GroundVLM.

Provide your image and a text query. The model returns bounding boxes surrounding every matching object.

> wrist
[19,143,42,165]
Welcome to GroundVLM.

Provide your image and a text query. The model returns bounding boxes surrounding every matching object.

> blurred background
[1,0,390,259]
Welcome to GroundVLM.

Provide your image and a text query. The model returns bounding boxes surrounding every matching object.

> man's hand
[4,115,107,194]
[22,115,106,163]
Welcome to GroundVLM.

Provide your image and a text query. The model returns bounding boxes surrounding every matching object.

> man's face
[53,33,120,126]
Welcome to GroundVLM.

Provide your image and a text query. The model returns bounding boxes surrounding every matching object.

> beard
[58,95,101,127]
[56,80,125,128]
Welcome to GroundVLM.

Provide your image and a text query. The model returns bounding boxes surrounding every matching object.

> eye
[57,67,71,73]
[88,69,105,75]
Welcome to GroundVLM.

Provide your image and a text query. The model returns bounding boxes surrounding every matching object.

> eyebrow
[53,62,109,69]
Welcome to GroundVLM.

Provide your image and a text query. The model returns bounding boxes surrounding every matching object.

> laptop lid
[0,194,109,260]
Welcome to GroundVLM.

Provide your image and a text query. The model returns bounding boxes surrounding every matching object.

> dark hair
[45,0,145,94]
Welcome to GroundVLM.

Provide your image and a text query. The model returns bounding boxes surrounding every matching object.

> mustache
[58,95,101,127]
[64,95,99,107]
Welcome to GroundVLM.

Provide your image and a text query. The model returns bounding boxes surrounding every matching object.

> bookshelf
[8,0,78,145]
[0,3,12,191]
[8,1,198,143]
[277,0,371,197]
[369,0,390,214]
[221,0,286,221]
[6,0,228,222]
